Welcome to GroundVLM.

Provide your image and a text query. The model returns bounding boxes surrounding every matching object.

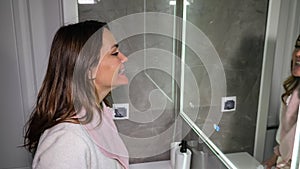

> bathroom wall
[0,1,31,168]
[0,0,63,168]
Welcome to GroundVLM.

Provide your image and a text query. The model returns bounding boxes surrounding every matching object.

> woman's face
[292,48,300,77]
[92,28,128,92]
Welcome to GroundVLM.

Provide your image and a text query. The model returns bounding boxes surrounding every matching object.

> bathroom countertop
[226,152,263,169]
[129,160,172,169]
[129,152,262,169]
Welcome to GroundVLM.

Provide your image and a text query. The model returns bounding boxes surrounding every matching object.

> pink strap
[77,103,129,169]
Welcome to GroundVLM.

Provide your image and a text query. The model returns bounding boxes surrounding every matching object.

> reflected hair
[281,51,300,103]
[24,20,109,153]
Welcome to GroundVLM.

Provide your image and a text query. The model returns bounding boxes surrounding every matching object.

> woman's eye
[112,52,119,56]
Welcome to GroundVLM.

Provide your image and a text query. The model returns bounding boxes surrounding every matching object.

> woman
[264,35,300,169]
[24,20,129,169]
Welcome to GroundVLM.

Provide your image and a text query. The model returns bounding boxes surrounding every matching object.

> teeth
[118,68,125,74]
[296,61,300,65]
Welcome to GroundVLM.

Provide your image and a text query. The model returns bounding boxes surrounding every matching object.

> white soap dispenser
[175,140,192,169]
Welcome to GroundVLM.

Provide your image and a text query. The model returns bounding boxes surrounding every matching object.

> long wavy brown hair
[281,50,300,103]
[24,20,109,153]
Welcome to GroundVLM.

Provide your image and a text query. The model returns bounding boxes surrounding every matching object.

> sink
[129,160,172,169]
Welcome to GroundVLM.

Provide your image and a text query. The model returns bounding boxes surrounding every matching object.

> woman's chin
[114,77,129,86]
[292,69,300,77]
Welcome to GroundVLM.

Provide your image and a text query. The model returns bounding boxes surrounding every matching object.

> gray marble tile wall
[78,0,268,164]
[184,0,268,155]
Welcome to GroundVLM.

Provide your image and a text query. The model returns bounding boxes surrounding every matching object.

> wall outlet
[221,96,236,112]
[112,103,129,120]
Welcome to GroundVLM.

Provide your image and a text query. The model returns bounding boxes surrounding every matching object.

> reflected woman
[264,35,300,169]
[24,21,129,169]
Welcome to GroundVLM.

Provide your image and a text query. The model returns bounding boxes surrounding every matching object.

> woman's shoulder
[33,123,92,168]
[37,123,88,149]
[42,122,83,136]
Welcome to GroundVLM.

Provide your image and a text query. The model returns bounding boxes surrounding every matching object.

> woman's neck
[96,87,111,103]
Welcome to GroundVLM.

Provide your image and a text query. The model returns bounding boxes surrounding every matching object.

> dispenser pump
[175,140,192,169]
[179,140,187,153]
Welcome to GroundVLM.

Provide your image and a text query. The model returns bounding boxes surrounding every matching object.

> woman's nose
[119,52,128,63]
[296,50,300,57]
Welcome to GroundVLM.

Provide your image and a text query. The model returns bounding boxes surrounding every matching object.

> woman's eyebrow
[111,44,119,49]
